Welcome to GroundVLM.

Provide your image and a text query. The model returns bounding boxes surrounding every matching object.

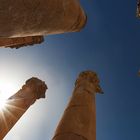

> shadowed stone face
[22,0,40,9]
[53,134,87,140]
[0,36,44,49]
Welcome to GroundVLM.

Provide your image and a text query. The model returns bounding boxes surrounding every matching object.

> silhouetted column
[0,77,47,140]
[137,0,140,17]
[0,0,86,38]
[52,71,103,140]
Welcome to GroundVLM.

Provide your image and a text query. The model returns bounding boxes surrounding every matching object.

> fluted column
[52,71,103,140]
[0,77,47,140]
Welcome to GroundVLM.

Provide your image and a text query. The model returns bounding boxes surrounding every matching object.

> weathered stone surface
[0,0,86,38]
[52,71,103,140]
[0,36,44,49]
[0,77,47,140]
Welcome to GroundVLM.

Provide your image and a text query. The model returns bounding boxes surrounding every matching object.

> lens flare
[0,81,18,110]
[0,99,7,110]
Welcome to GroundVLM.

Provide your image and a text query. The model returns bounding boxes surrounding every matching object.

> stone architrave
[0,0,86,38]
[0,36,44,49]
[52,71,103,140]
[0,77,47,140]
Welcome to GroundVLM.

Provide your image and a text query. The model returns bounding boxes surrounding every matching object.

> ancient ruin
[0,0,86,48]
[0,77,47,140]
[52,71,103,140]
[0,71,103,139]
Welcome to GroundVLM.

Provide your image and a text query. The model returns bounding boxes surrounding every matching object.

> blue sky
[0,0,140,139]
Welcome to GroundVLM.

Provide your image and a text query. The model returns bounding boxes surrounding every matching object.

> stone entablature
[0,36,44,49]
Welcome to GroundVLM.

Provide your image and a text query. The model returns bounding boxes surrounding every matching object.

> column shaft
[52,71,103,140]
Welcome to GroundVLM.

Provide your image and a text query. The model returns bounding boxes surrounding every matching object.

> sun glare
[0,80,19,110]
[0,99,7,110]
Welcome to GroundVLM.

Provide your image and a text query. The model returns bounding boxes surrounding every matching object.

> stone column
[137,0,140,17]
[0,0,86,38]
[0,77,47,140]
[52,71,103,140]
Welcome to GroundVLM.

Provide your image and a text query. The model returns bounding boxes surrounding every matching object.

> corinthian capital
[75,71,103,94]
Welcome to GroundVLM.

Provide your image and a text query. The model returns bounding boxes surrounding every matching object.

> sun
[0,99,7,110]
[0,81,19,110]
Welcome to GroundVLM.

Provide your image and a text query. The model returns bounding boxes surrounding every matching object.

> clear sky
[0,0,140,139]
